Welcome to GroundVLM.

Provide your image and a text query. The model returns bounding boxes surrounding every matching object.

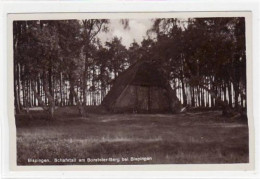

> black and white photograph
[10,13,251,167]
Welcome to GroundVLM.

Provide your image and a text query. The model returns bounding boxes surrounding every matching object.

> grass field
[16,107,249,165]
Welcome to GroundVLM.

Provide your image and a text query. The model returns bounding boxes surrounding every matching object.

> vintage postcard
[7,12,254,171]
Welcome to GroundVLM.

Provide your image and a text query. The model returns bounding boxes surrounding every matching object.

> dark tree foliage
[149,17,246,115]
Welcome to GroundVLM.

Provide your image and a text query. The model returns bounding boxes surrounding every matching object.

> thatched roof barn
[102,60,181,113]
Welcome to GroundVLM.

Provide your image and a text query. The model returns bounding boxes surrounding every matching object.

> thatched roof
[131,61,167,87]
[112,60,168,87]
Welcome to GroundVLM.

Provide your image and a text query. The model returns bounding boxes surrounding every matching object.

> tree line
[13,17,246,118]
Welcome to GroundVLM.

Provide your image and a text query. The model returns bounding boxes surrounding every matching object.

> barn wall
[114,85,136,110]
[150,87,171,112]
[113,85,171,113]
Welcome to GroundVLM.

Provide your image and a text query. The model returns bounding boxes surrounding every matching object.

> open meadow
[16,107,249,165]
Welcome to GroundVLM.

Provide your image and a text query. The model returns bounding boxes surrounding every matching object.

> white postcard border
[1,1,259,178]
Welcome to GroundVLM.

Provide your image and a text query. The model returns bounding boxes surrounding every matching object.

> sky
[97,19,154,48]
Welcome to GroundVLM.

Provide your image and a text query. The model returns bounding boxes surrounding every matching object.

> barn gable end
[102,60,181,113]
